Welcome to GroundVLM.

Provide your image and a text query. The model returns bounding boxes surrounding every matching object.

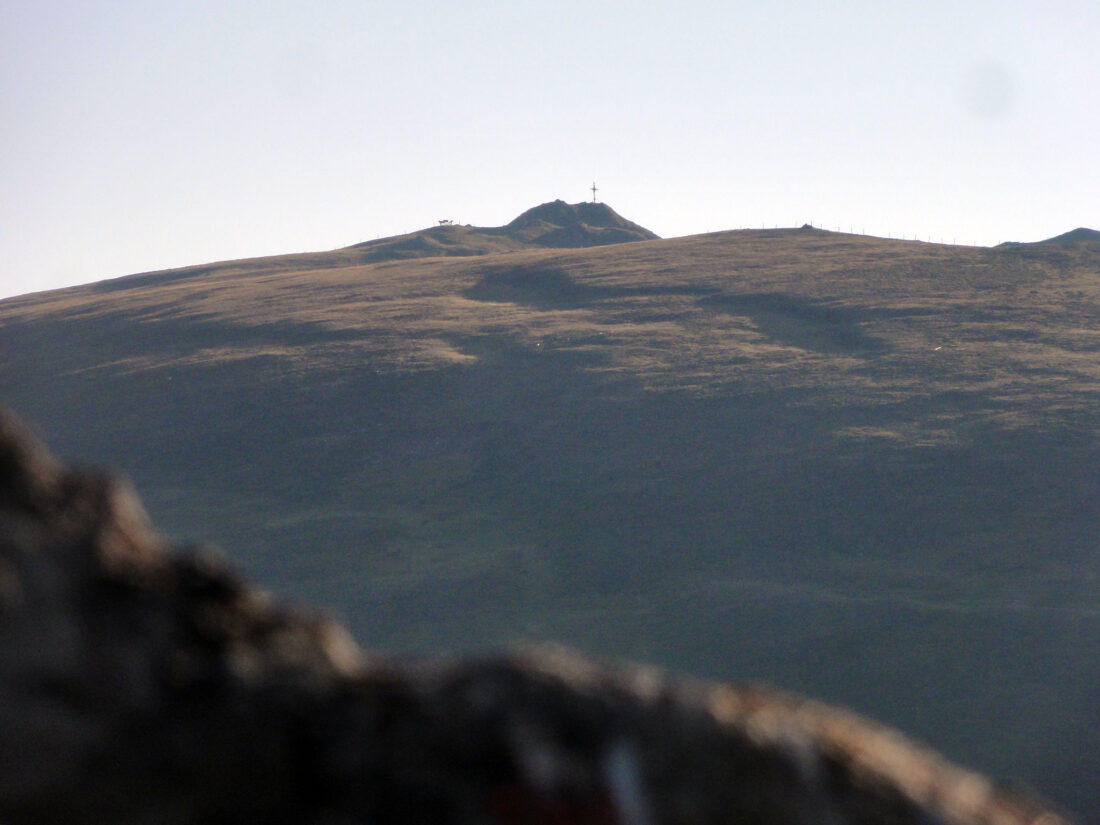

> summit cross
[590,182,598,202]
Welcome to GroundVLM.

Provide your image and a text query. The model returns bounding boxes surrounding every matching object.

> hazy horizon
[2,0,1097,300]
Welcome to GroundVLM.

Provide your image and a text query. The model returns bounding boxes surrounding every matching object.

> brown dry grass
[7,228,1097,442]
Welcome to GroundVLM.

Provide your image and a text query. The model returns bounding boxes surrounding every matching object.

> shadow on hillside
[464,265,717,310]
[699,292,887,354]
[0,312,378,376]
[466,271,890,356]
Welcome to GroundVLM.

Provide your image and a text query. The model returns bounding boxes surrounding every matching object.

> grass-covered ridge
[345,199,660,262]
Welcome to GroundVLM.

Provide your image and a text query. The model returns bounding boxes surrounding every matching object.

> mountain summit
[504,200,660,247]
[346,200,658,263]
[997,226,1100,249]
[1037,226,1100,246]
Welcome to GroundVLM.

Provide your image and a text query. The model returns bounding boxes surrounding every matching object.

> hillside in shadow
[0,407,1073,825]
[2,225,1098,821]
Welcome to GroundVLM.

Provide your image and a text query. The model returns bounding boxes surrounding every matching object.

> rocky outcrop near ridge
[0,408,1072,825]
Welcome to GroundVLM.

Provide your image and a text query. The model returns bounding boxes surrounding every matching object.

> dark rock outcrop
[0,409,1072,824]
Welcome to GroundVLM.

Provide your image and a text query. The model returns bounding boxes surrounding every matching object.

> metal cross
[591,182,598,202]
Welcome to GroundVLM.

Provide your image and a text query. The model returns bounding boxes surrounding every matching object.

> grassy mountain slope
[2,223,1098,820]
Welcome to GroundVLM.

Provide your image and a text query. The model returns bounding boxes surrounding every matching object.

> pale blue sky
[2,1,1097,298]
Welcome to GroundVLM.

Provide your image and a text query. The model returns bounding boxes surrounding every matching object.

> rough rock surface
[0,409,1072,824]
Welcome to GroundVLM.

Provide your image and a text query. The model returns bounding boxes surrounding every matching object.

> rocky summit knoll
[0,409,1074,824]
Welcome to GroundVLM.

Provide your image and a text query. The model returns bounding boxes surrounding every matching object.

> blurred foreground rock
[0,409,1073,824]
